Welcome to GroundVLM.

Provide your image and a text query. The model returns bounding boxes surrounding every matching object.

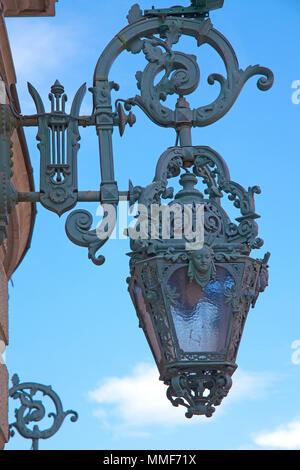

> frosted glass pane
[133,284,162,363]
[168,267,234,353]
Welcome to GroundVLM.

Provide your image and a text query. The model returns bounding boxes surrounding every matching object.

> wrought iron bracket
[0,1,274,267]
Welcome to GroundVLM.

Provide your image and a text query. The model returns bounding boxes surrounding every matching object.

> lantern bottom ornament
[166,370,233,418]
[127,145,270,418]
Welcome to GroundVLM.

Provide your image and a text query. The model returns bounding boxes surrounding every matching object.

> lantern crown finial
[174,172,204,202]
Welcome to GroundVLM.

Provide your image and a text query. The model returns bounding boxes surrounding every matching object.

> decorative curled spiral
[130,28,200,127]
[9,374,78,450]
[65,209,116,266]
[141,48,200,98]
[106,15,274,129]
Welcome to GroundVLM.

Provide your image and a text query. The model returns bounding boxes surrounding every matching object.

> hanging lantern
[128,146,270,418]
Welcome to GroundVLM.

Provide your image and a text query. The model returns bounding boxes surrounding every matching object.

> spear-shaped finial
[51,79,65,99]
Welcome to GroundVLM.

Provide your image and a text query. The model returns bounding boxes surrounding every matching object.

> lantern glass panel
[133,284,162,363]
[168,267,234,353]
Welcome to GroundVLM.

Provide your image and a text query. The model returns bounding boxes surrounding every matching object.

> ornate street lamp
[0,1,273,418]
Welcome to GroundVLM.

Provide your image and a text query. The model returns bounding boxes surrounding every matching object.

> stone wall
[2,0,58,17]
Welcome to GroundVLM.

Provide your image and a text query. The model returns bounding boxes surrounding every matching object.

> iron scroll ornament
[9,374,78,450]
[0,3,274,264]
[93,8,274,129]
[65,5,273,264]
[127,145,263,258]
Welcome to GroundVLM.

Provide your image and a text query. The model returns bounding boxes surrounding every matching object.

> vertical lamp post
[0,1,273,419]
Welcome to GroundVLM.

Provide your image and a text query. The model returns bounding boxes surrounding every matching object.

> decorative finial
[51,80,65,99]
[49,80,67,113]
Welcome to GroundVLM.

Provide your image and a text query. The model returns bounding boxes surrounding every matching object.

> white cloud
[225,369,276,404]
[88,363,202,430]
[88,363,275,436]
[5,20,92,115]
[253,420,300,450]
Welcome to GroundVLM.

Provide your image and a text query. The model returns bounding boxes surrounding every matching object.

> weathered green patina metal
[144,0,224,19]
[127,148,270,417]
[0,2,274,418]
[27,80,87,216]
[0,97,18,244]
[9,374,78,450]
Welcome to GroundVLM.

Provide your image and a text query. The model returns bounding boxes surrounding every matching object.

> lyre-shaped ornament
[28,80,86,216]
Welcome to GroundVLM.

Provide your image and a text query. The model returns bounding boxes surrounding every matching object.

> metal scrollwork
[252,252,270,308]
[166,371,233,418]
[9,374,78,450]
[128,144,263,259]
[193,146,262,250]
[107,10,274,133]
[65,209,115,266]
[128,19,200,128]
[0,103,18,244]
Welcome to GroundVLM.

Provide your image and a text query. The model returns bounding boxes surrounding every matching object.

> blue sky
[4,0,300,450]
